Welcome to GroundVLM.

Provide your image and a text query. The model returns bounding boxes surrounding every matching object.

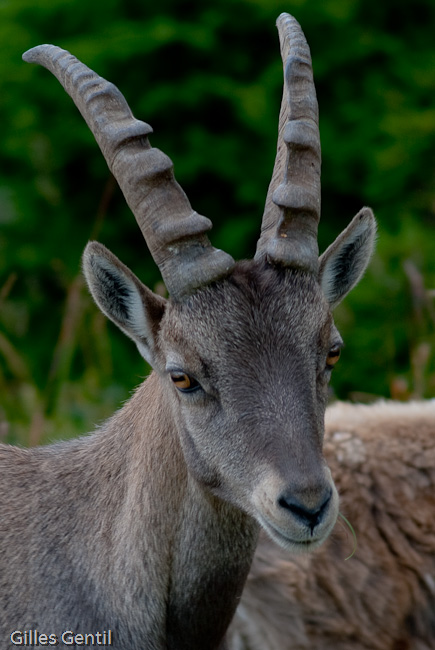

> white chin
[257,515,330,553]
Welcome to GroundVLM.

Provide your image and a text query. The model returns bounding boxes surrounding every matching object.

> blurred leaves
[0,0,434,444]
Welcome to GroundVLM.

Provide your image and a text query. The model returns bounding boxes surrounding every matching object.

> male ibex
[0,14,375,650]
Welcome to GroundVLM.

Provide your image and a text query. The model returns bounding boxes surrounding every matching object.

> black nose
[278,488,332,533]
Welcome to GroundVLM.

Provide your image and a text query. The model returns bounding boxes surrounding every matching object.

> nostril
[278,488,332,532]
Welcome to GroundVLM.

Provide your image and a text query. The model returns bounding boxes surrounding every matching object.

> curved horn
[255,13,321,274]
[22,45,235,299]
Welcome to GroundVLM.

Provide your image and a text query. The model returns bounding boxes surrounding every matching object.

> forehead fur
[161,260,332,358]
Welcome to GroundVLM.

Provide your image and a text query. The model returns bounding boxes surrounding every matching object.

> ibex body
[0,15,375,650]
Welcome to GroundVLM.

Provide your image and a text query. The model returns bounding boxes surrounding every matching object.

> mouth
[256,513,326,553]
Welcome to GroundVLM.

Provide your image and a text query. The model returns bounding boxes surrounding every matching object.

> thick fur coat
[229,400,435,650]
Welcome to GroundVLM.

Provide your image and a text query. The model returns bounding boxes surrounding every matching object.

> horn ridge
[23,45,154,163]
[23,44,235,298]
[255,13,321,273]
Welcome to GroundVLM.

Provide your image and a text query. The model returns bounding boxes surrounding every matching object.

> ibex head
[23,14,376,553]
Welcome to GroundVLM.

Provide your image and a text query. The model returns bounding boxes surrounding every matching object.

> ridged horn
[22,45,235,299]
[255,13,321,273]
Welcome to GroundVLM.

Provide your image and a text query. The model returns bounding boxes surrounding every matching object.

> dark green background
[0,0,434,445]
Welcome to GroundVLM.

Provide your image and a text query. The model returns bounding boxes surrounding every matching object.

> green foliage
[0,0,434,445]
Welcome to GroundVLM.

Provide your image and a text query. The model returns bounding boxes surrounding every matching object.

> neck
[104,373,259,649]
[166,478,258,649]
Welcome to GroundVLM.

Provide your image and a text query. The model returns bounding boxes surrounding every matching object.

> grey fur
[229,401,435,650]
[1,13,376,650]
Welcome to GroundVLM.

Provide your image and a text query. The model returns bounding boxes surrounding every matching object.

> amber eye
[326,345,341,369]
[170,371,200,393]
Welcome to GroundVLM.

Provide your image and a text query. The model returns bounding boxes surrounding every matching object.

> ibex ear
[319,208,377,310]
[83,242,166,365]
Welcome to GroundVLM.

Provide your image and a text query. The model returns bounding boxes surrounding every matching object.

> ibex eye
[170,372,200,393]
[326,345,341,369]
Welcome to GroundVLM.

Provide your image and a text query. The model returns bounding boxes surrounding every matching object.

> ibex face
[84,233,368,556]
[157,265,339,551]
[24,13,376,562]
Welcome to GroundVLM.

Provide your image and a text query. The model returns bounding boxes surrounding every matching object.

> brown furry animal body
[229,401,435,650]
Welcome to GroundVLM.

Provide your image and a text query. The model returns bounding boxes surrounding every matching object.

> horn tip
[276,12,292,22]
[23,44,56,64]
[276,12,297,28]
